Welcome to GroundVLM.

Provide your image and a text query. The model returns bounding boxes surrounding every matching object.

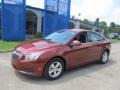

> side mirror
[71,40,82,46]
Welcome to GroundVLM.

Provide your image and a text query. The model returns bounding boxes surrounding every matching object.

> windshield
[44,30,76,44]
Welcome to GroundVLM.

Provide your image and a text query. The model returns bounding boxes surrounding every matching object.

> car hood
[15,40,60,54]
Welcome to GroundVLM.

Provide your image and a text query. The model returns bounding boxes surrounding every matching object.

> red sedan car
[11,29,111,80]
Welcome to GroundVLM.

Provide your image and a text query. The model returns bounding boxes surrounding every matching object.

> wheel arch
[49,56,66,69]
[105,49,110,55]
[43,56,67,76]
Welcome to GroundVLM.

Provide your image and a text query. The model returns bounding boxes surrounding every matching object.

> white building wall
[75,21,80,29]
[36,12,43,33]
[70,20,80,29]
[26,8,43,33]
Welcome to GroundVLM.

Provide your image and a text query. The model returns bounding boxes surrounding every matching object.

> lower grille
[21,68,34,73]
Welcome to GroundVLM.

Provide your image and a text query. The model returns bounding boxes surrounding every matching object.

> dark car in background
[11,29,111,80]
[107,33,119,39]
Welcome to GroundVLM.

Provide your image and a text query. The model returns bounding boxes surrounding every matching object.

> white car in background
[118,35,120,40]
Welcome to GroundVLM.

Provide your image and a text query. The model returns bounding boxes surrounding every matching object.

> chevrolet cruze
[11,29,111,80]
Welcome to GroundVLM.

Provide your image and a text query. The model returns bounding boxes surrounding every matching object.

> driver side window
[74,32,87,43]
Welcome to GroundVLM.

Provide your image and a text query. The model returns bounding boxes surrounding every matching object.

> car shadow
[15,58,116,85]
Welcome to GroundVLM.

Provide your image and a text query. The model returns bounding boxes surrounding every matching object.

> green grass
[110,39,120,43]
[0,41,20,51]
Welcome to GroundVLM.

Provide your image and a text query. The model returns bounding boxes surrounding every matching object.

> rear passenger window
[88,32,105,42]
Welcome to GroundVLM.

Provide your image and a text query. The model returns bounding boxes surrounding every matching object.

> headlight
[25,52,43,61]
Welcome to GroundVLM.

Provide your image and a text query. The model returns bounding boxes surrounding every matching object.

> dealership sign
[43,0,71,36]
[45,0,69,16]
[58,0,68,16]
[46,0,58,12]
[3,0,23,4]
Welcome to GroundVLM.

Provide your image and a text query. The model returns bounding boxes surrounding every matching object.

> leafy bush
[34,32,43,38]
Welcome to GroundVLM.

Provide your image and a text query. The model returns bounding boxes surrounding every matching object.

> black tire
[44,58,65,80]
[99,50,109,64]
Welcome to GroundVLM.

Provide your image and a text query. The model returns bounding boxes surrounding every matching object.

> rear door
[87,32,104,61]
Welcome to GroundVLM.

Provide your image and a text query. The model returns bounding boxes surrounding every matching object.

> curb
[0,50,12,53]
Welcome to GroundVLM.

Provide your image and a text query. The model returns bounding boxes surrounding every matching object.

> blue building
[0,4,99,40]
[0,5,44,39]
[0,5,80,39]
[0,0,72,41]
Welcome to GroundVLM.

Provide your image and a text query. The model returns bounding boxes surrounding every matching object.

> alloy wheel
[48,62,63,78]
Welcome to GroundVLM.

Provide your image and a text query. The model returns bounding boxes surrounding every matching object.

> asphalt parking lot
[0,43,120,90]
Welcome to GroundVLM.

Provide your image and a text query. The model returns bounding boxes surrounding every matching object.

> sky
[26,0,120,25]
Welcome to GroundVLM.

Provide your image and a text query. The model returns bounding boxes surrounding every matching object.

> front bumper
[11,59,44,76]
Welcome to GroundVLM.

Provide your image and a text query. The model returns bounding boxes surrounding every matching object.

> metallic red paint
[11,29,111,76]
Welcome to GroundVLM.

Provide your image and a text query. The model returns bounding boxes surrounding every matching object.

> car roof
[62,29,93,33]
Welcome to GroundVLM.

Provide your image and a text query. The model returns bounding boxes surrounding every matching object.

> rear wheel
[44,58,65,80]
[99,51,109,64]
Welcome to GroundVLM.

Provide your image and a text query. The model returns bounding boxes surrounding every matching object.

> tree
[99,21,108,35]
[109,22,116,33]
[82,19,93,25]
[113,25,120,34]
[76,17,120,35]
[93,18,100,28]
[71,16,76,19]
[110,22,116,27]
[69,21,75,29]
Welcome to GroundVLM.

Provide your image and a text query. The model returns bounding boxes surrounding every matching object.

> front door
[65,32,94,67]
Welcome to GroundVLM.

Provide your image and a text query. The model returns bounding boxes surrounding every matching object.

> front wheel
[44,58,65,80]
[99,51,109,64]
